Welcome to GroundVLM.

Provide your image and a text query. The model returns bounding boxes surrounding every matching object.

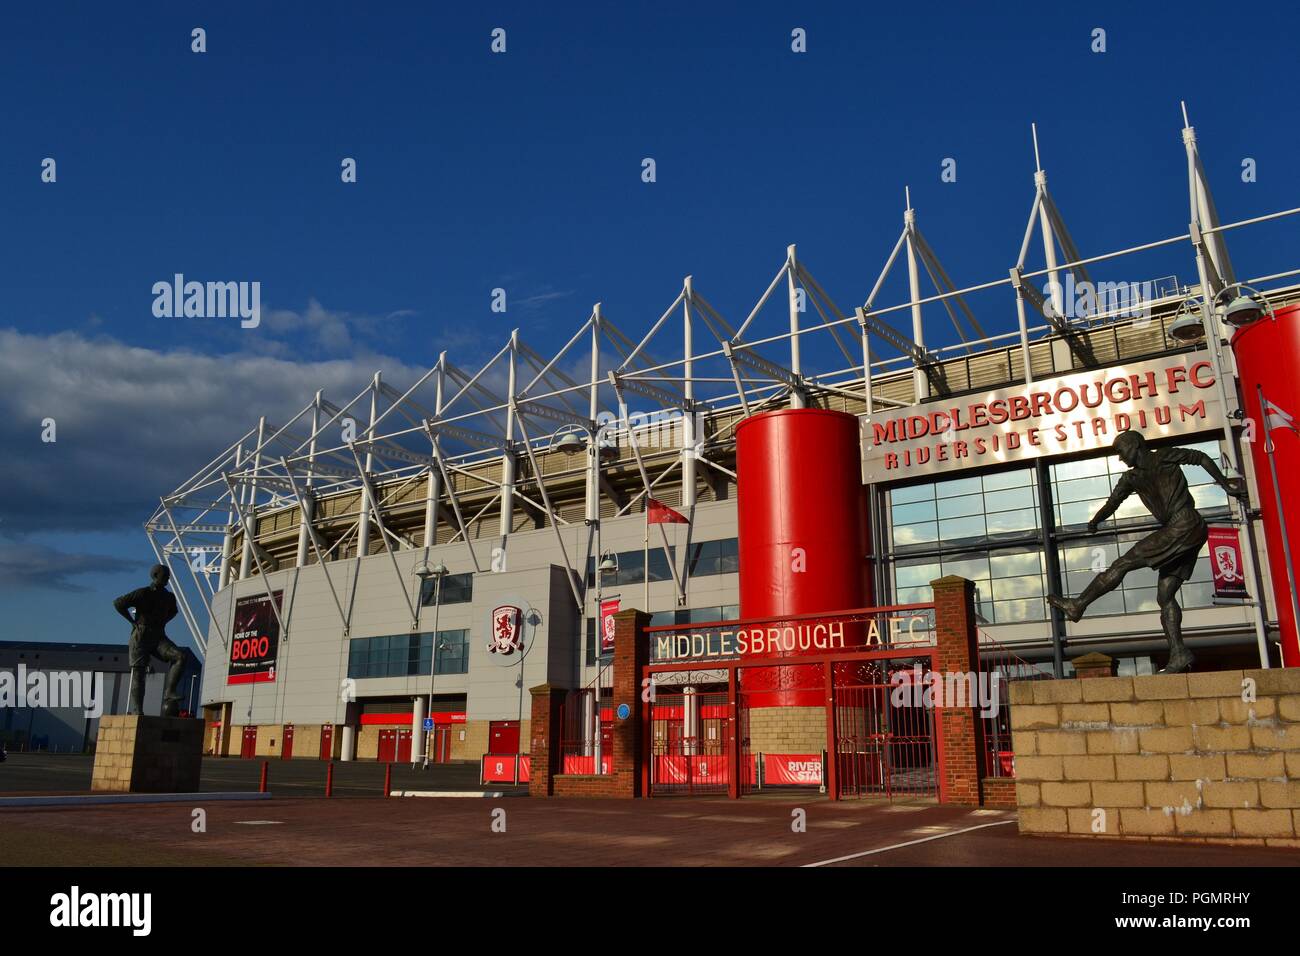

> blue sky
[2,0,1299,652]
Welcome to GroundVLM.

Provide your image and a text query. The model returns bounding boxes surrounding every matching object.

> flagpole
[1259,384,1300,664]
[644,505,650,613]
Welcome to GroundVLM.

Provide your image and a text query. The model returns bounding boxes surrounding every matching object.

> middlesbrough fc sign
[861,356,1225,483]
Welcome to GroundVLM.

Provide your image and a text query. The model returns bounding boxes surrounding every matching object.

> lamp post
[1166,287,1273,668]
[551,424,617,772]
[414,560,448,769]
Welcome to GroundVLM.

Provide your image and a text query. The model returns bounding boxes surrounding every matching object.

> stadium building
[149,118,1300,789]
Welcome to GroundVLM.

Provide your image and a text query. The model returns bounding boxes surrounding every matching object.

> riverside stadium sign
[861,356,1224,483]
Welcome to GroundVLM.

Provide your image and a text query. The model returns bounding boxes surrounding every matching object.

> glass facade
[585,547,674,588]
[887,437,1228,624]
[686,538,739,577]
[347,629,470,679]
[419,572,473,607]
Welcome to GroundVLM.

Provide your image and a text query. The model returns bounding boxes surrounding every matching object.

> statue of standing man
[1047,432,1248,674]
[113,564,187,716]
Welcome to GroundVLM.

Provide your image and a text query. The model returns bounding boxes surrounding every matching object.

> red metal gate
[832,676,937,799]
[648,690,731,796]
[642,604,941,801]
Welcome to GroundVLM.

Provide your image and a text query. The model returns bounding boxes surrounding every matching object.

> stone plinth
[1011,667,1300,846]
[92,715,204,793]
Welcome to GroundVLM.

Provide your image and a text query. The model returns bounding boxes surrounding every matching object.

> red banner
[600,597,620,654]
[1207,525,1249,600]
[763,754,823,786]
[562,754,611,775]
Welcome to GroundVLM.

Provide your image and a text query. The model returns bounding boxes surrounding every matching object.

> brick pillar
[608,607,651,798]
[528,684,566,797]
[931,575,986,806]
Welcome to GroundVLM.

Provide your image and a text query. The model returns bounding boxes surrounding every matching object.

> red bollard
[259,760,269,793]
[384,762,392,797]
[325,761,334,798]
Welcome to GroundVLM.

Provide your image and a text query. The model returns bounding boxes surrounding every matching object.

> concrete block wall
[747,706,825,755]
[1012,668,1300,846]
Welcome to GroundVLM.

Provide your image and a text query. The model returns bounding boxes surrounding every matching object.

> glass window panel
[981,467,1034,491]
[1052,456,1111,481]
[935,475,984,497]
[1125,591,1159,614]
[992,598,1046,623]
[890,483,935,505]
[989,548,1045,576]
[896,585,932,605]
[1056,501,1098,528]
[893,522,938,547]
[892,501,938,525]
[990,573,1045,600]
[1055,475,1114,504]
[722,604,739,619]
[937,494,984,519]
[1083,592,1126,617]
[984,486,1037,514]
[647,547,674,582]
[895,559,942,589]
[985,508,1039,535]
[938,515,988,543]
[1190,483,1228,511]
[617,550,645,586]
[940,553,990,582]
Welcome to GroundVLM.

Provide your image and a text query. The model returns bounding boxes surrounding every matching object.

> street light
[415,560,448,769]
[1168,298,1207,343]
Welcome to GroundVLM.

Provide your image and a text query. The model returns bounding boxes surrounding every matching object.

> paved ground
[0,753,522,797]
[2,792,1297,867]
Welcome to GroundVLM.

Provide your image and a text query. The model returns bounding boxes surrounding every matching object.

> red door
[397,729,412,763]
[282,725,294,760]
[320,724,333,760]
[377,729,397,762]
[241,726,258,759]
[489,720,520,754]
[432,726,452,763]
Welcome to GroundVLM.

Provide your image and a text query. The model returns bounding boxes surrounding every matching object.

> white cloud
[0,328,429,535]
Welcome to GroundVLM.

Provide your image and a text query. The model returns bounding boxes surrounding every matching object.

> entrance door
[489,720,520,754]
[282,725,294,760]
[320,724,334,760]
[377,728,397,762]
[396,729,412,763]
[432,725,452,763]
[241,726,258,759]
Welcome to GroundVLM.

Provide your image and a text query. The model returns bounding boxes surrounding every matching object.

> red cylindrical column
[736,409,872,706]
[1231,303,1300,666]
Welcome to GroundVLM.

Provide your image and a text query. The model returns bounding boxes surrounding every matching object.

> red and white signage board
[763,754,823,786]
[482,754,531,784]
[861,356,1224,483]
[1207,525,1249,600]
[599,597,620,654]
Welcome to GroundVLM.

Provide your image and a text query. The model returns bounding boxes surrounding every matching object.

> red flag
[647,498,688,524]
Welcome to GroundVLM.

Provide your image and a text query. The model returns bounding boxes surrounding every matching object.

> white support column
[682,281,697,511]
[340,724,356,762]
[423,357,445,548]
[904,203,929,401]
[355,374,379,560]
[786,245,804,408]
[1036,171,1065,320]
[587,311,601,523]
[411,695,427,765]
[220,445,237,589]
[295,391,321,568]
[683,685,698,756]
[240,418,266,579]
[500,330,519,544]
